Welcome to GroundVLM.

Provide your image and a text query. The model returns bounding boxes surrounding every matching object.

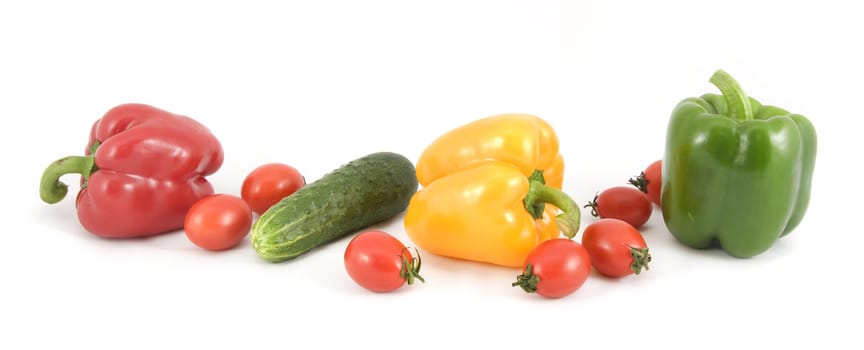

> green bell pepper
[661,69,817,258]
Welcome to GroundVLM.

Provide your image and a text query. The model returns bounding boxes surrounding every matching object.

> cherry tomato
[184,194,253,251]
[585,186,653,228]
[581,218,651,278]
[629,160,662,206]
[512,238,592,299]
[241,163,305,215]
[344,230,424,293]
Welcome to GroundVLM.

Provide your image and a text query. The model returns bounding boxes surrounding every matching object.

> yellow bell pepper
[404,114,580,267]
[415,113,565,189]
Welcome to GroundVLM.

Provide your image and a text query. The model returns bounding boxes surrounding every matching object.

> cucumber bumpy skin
[250,152,419,262]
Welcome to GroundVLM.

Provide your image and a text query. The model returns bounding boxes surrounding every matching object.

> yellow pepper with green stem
[404,114,581,267]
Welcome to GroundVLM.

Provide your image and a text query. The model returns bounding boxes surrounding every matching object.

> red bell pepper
[40,103,224,238]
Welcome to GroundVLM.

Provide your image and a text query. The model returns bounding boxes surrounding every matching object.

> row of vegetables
[39,69,817,299]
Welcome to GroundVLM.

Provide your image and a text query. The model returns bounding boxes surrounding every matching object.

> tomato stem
[628,172,648,193]
[584,192,600,218]
[630,246,652,275]
[400,247,425,285]
[512,263,540,293]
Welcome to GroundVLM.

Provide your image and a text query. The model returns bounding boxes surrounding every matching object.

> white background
[2,0,862,349]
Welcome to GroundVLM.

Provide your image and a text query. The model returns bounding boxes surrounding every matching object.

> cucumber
[250,151,418,262]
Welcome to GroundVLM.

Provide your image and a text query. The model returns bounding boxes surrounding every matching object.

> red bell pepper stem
[40,154,97,204]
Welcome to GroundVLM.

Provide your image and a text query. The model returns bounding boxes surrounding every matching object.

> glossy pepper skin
[662,70,817,258]
[415,113,565,189]
[40,103,224,238]
[405,114,580,267]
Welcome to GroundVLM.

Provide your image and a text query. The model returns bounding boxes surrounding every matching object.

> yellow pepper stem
[524,178,581,239]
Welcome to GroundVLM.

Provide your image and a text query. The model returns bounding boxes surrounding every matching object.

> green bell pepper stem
[710,69,754,122]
